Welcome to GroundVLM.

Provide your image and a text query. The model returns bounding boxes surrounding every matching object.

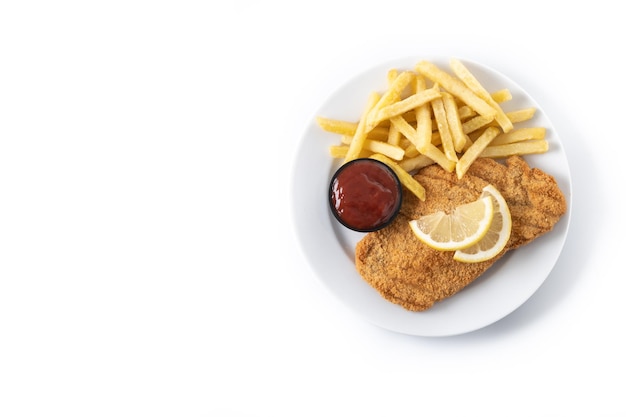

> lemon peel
[453,184,512,263]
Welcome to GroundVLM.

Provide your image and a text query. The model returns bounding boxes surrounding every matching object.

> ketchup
[329,158,402,232]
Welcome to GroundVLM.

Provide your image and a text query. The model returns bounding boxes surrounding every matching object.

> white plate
[291,56,572,337]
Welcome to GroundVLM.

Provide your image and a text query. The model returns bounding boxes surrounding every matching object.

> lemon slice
[453,184,512,263]
[408,196,494,251]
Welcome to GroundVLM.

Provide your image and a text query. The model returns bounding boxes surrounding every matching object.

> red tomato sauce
[330,159,402,231]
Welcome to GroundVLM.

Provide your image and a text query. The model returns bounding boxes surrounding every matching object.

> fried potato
[366,70,415,131]
[462,114,494,135]
[504,108,536,124]
[404,144,420,158]
[430,94,458,162]
[415,60,496,119]
[414,75,433,152]
[489,127,546,146]
[389,115,446,175]
[317,117,391,140]
[344,92,381,163]
[316,117,358,136]
[370,88,441,127]
[491,88,512,103]
[457,105,476,120]
[389,115,418,146]
[329,145,350,158]
[420,143,456,173]
[387,122,402,146]
[370,153,426,201]
[480,140,549,158]
[399,154,435,173]
[320,57,552,201]
[449,58,513,133]
[456,126,500,178]
[442,91,467,152]
[387,68,399,84]
[339,135,406,160]
[363,139,405,160]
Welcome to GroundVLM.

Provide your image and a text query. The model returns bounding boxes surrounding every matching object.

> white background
[0,1,623,416]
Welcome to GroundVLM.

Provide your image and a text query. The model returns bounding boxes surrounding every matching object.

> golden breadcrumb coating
[355,156,567,311]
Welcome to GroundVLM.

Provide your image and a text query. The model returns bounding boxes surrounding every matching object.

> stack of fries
[317,59,548,201]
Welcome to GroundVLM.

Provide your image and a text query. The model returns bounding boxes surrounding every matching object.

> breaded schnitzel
[355,156,567,311]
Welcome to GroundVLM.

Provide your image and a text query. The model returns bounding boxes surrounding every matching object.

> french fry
[467,128,487,143]
[456,126,501,178]
[363,139,405,160]
[370,87,441,127]
[480,140,549,158]
[420,143,456,173]
[329,145,347,158]
[365,70,415,131]
[316,117,358,135]
[442,91,467,153]
[461,135,474,152]
[399,137,412,149]
[415,75,433,152]
[341,130,389,144]
[369,127,393,141]
[317,118,391,141]
[370,153,426,201]
[415,60,496,119]
[399,111,417,124]
[403,143,420,158]
[321,58,552,195]
[489,127,546,146]
[389,114,441,169]
[491,89,512,103]
[387,123,401,146]
[505,108,536,123]
[462,114,494,135]
[340,136,405,160]
[429,131,443,147]
[389,115,419,146]
[365,71,415,132]
[431,94,458,162]
[344,92,381,163]
[449,58,513,133]
[399,154,435,173]
[457,105,476,120]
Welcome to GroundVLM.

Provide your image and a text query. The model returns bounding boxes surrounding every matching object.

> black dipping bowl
[329,158,403,232]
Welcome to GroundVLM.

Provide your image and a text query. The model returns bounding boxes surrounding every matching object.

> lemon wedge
[409,196,494,251]
[453,185,512,263]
